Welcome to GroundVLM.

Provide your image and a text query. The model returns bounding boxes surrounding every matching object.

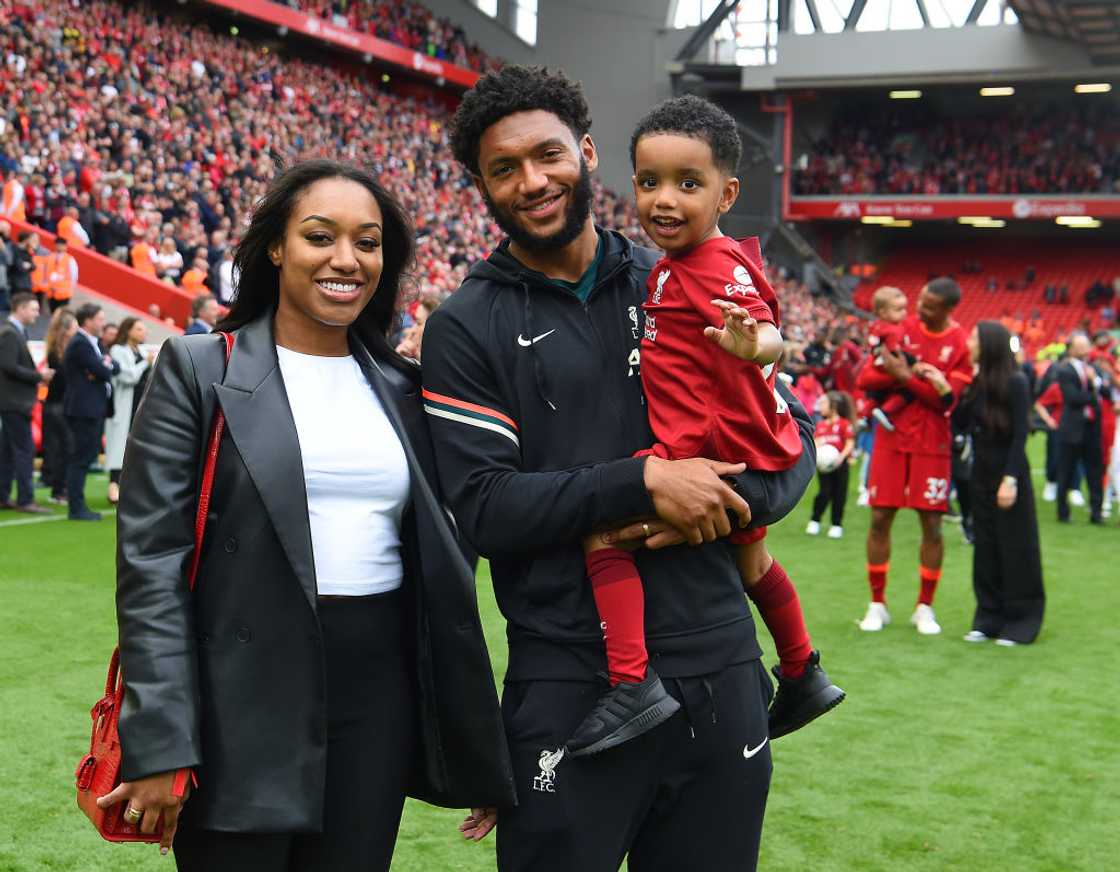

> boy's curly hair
[629,95,742,175]
[450,66,592,176]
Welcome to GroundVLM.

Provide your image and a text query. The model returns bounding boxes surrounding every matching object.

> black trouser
[41,402,70,497]
[810,462,849,527]
[0,409,35,506]
[1045,429,1082,489]
[1057,430,1103,520]
[174,589,416,871]
[496,659,773,872]
[65,415,102,516]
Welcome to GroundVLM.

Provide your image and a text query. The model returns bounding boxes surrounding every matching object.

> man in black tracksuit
[422,67,815,872]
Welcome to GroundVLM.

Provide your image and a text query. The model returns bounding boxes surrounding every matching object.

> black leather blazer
[115,313,515,833]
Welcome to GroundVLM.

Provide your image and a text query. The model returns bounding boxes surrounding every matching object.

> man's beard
[483,159,594,253]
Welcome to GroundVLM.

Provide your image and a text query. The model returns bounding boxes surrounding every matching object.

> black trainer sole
[769,684,846,740]
[566,693,681,757]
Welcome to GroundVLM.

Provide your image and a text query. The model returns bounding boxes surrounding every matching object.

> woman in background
[41,307,76,504]
[950,321,1044,645]
[105,317,153,504]
[805,390,855,539]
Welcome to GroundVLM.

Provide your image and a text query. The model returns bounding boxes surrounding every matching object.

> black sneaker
[768,650,845,740]
[565,669,680,757]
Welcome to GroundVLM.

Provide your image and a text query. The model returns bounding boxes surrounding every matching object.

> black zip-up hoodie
[422,228,816,681]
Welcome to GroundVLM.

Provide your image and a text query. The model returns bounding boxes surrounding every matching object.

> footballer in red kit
[861,314,972,512]
[856,278,971,636]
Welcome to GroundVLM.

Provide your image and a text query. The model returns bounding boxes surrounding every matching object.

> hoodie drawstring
[521,281,557,411]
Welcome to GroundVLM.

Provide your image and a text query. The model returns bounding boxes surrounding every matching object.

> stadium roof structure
[1009,0,1120,64]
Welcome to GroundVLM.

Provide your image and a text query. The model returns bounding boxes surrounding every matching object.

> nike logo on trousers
[743,737,768,759]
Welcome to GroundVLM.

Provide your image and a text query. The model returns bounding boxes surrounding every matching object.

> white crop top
[276,346,411,597]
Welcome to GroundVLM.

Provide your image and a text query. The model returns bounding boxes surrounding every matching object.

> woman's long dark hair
[219,159,417,378]
[972,320,1015,436]
[112,316,140,349]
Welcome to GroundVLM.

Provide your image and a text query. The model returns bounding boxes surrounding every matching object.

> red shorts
[731,526,767,546]
[867,443,950,512]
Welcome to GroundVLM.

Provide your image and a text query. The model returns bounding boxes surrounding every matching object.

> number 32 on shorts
[923,477,949,504]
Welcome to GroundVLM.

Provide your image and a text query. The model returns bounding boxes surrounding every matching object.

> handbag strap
[187,331,234,592]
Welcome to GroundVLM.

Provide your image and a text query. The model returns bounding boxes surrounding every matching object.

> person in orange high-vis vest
[56,207,90,248]
[2,174,26,223]
[180,256,211,297]
[130,231,157,277]
[45,237,78,312]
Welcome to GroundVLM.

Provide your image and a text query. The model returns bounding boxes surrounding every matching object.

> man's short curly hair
[450,66,592,176]
[629,95,742,176]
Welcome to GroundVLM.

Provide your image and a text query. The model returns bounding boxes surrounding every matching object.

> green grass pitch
[1,435,1117,871]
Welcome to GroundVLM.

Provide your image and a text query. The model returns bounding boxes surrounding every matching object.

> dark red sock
[867,562,889,603]
[918,565,941,606]
[747,560,813,679]
[586,548,647,686]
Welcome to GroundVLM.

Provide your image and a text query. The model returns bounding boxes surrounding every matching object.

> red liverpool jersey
[858,315,972,456]
[640,235,802,471]
[815,417,853,452]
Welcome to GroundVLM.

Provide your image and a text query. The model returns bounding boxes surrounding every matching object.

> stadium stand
[853,241,1119,353]
[283,0,500,73]
[794,103,1120,196]
[0,0,647,324]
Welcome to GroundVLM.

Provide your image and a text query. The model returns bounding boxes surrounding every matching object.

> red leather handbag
[75,332,233,842]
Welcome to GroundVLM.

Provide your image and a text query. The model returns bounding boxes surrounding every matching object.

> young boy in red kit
[865,285,912,432]
[566,96,844,757]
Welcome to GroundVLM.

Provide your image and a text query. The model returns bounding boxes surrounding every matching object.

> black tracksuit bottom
[810,463,849,527]
[174,590,416,872]
[496,659,773,872]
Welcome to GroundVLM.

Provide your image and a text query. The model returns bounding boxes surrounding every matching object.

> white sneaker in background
[858,602,891,632]
[805,520,820,536]
[911,604,942,635]
[1070,490,1086,508]
[828,525,843,539]
[1042,482,1057,502]
[857,489,870,507]
[1103,502,1113,520]
[962,630,989,643]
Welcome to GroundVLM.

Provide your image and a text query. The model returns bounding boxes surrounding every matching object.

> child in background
[806,391,856,540]
[865,285,912,432]
[566,95,844,757]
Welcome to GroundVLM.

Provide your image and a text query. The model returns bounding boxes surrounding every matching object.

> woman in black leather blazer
[101,160,514,870]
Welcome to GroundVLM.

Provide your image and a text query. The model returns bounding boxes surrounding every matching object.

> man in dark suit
[1056,333,1104,524]
[0,293,54,512]
[63,302,119,520]
[184,293,219,335]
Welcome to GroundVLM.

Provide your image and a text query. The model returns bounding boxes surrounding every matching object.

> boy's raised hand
[705,299,760,361]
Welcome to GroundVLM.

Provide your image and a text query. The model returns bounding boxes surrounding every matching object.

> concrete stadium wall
[740,26,1095,91]
[423,0,690,193]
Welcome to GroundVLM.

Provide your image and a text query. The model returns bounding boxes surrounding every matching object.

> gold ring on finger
[642,523,651,537]
[125,806,143,823]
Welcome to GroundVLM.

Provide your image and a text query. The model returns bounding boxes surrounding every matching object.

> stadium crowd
[0,0,644,308]
[794,104,1120,196]
[285,0,500,73]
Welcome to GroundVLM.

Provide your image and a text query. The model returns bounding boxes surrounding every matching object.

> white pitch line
[0,509,116,528]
